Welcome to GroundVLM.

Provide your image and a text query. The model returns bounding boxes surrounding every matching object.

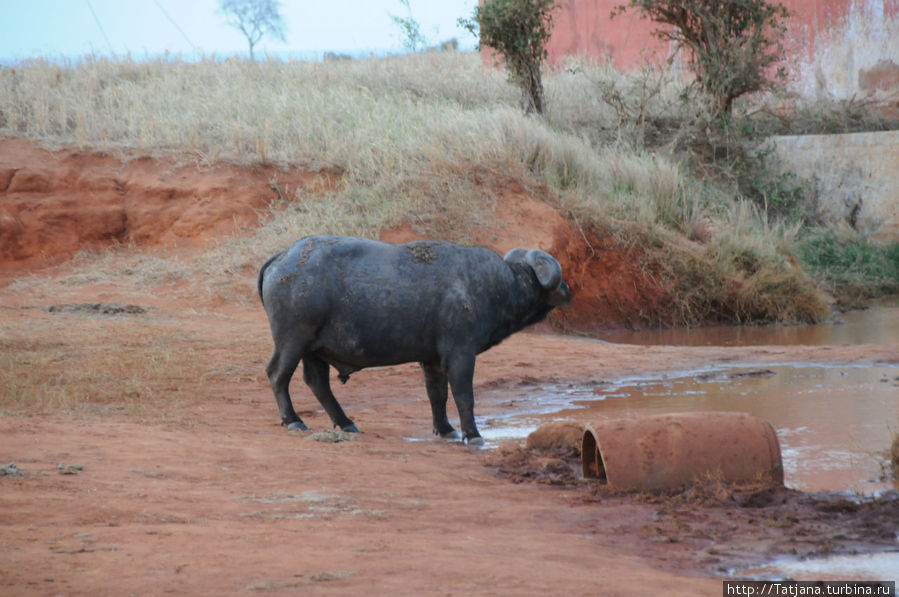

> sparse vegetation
[390,0,428,53]
[0,301,273,420]
[1,314,223,420]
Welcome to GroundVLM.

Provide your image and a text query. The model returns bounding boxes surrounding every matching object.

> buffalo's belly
[313,347,433,382]
[311,333,439,372]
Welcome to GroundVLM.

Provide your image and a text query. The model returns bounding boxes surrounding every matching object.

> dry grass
[545,57,689,148]
[1,51,832,324]
[0,52,512,167]
[0,308,266,423]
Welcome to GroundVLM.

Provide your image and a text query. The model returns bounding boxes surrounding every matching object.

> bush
[676,112,808,218]
[460,0,560,114]
[614,0,790,116]
[796,229,899,308]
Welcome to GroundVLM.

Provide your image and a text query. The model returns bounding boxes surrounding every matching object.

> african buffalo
[258,235,571,444]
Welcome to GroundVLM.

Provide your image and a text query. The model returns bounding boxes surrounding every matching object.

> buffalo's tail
[257,251,284,306]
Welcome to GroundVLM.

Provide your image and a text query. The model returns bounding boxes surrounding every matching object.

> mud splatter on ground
[485,423,899,576]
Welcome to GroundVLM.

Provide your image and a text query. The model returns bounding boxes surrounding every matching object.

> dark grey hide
[257,235,571,444]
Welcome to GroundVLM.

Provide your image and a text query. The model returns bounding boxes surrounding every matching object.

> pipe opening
[581,429,607,483]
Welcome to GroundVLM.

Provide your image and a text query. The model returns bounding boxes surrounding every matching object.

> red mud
[1,139,897,596]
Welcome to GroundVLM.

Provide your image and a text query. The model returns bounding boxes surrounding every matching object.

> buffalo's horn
[525,250,562,290]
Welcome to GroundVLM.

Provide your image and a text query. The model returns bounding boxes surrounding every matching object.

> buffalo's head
[504,248,572,306]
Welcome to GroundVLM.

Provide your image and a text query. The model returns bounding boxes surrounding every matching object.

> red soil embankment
[0,138,664,332]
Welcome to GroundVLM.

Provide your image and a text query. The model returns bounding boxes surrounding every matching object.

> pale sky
[0,0,480,62]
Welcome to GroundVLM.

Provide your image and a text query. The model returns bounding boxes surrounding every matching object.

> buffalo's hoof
[465,436,485,447]
[287,421,308,431]
[341,423,362,433]
[438,430,461,440]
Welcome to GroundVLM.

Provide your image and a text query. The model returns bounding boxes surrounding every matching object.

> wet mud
[486,424,899,577]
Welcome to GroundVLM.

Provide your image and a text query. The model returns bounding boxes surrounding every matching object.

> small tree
[219,0,286,61]
[390,0,428,53]
[613,0,789,116]
[460,0,560,115]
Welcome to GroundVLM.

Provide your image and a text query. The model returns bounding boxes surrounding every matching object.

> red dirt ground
[1,139,897,596]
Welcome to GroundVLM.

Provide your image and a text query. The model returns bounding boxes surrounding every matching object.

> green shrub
[796,229,899,307]
[460,0,559,114]
[613,0,789,116]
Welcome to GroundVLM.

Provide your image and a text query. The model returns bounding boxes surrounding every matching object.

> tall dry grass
[1,51,827,323]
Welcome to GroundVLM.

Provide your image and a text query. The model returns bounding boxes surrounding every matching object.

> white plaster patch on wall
[789,0,899,99]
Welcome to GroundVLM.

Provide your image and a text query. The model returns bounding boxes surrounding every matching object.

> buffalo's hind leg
[302,356,360,433]
[421,362,459,440]
[266,342,307,430]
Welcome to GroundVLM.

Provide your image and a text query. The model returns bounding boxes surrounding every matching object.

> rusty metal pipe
[581,412,783,490]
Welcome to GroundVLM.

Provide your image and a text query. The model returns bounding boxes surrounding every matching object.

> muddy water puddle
[482,302,899,494]
[482,363,899,495]
[476,305,899,580]
[599,299,899,347]
[478,363,899,581]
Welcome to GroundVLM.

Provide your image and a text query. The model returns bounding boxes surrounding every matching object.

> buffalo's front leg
[446,353,483,445]
[421,362,459,439]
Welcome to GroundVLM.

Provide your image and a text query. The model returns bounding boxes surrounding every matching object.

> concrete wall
[783,0,899,100]
[769,130,899,241]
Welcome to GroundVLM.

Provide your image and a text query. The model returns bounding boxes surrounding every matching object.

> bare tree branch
[219,0,287,61]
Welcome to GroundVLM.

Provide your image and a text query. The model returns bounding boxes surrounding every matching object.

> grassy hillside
[2,51,893,325]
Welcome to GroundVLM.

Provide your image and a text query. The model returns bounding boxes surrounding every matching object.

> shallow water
[598,299,899,347]
[482,363,899,494]
[481,302,899,494]
[739,551,899,582]
[478,361,899,581]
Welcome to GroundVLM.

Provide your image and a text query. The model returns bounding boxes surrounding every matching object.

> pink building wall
[540,0,899,98]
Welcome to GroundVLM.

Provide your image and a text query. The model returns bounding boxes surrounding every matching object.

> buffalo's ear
[525,250,562,290]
